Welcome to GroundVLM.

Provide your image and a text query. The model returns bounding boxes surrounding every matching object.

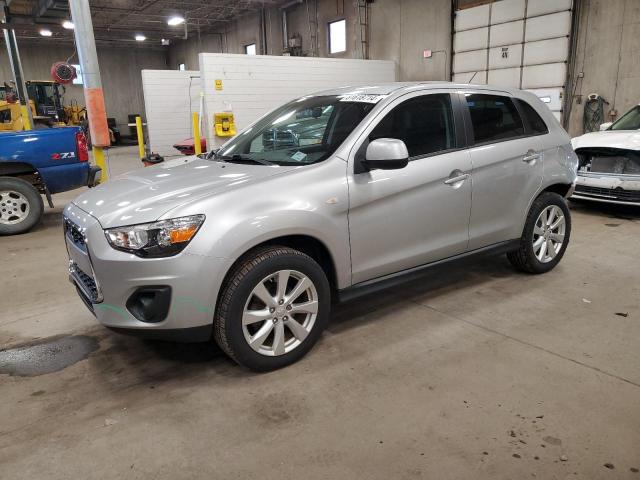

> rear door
[347,90,473,284]
[461,92,544,249]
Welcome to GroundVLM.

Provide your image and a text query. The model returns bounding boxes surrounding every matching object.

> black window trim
[458,92,548,148]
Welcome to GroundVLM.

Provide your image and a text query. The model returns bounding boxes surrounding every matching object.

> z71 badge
[51,152,76,160]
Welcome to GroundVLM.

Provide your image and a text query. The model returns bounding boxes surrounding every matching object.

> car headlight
[104,215,205,258]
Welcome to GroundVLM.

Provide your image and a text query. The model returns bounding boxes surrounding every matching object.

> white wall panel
[141,70,202,156]
[488,43,522,69]
[522,63,567,88]
[527,0,572,18]
[453,49,488,74]
[491,0,525,24]
[454,27,488,52]
[198,54,396,149]
[453,71,487,84]
[455,3,490,31]
[525,11,571,42]
[488,67,521,87]
[523,37,570,65]
[526,88,564,111]
[489,20,524,47]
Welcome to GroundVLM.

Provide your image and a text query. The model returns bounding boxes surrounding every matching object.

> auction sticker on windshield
[339,94,387,103]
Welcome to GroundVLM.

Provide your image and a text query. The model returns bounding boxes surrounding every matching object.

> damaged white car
[571,104,640,205]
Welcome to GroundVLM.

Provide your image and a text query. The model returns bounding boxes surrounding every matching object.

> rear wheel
[507,192,571,274]
[214,246,331,371]
[0,177,43,235]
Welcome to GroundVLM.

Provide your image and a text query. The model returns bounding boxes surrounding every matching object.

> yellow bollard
[192,112,202,155]
[92,146,108,183]
[20,105,32,131]
[135,116,145,160]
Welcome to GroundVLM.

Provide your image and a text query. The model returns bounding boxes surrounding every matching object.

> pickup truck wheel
[214,246,331,371]
[0,177,44,235]
[507,192,571,274]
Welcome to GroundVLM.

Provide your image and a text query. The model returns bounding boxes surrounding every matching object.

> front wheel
[214,246,331,371]
[0,177,44,235]
[507,192,571,274]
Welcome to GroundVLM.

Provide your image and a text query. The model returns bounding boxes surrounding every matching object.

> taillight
[76,131,89,162]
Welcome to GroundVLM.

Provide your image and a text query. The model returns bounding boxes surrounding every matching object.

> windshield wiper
[216,154,274,166]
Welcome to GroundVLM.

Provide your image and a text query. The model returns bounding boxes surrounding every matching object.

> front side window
[466,94,524,144]
[215,95,377,166]
[329,19,346,54]
[610,105,640,131]
[369,94,456,158]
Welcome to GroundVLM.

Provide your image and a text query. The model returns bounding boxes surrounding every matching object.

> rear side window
[515,99,548,135]
[369,93,456,158]
[465,94,524,144]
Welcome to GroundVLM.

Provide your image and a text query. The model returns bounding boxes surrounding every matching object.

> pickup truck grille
[64,218,86,249]
[575,185,640,203]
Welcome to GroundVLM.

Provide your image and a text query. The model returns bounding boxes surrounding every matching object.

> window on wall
[245,43,257,55]
[178,63,186,71]
[329,19,346,54]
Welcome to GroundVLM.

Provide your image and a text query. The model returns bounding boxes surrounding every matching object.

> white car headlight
[104,215,205,258]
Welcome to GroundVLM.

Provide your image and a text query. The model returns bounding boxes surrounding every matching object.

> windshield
[610,105,640,131]
[214,95,378,166]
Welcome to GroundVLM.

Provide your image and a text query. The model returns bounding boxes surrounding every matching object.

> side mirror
[599,122,613,131]
[363,138,409,170]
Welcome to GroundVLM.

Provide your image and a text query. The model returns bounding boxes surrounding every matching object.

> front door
[348,91,472,284]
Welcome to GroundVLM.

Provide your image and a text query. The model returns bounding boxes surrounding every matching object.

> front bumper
[571,173,640,205]
[63,203,226,342]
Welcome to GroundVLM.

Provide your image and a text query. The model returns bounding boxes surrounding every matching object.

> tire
[507,192,571,274]
[214,246,331,372]
[0,177,44,235]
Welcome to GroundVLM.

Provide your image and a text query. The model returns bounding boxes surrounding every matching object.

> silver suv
[64,83,578,371]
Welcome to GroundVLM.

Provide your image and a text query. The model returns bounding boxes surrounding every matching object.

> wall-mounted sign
[215,79,223,91]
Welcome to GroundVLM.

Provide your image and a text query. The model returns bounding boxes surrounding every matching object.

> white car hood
[72,156,296,228]
[572,130,640,151]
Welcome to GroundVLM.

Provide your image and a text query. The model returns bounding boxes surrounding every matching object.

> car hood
[572,130,640,151]
[72,156,295,228]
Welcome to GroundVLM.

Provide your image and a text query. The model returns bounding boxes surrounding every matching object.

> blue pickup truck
[0,127,100,235]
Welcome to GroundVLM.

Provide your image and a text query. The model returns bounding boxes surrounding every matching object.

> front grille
[575,185,640,203]
[64,218,86,249]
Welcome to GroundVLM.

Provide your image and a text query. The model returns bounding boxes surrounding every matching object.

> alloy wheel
[242,269,319,356]
[532,205,566,263]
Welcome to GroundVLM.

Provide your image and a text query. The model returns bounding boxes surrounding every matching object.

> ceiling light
[161,38,171,46]
[62,20,74,29]
[167,16,185,26]
[135,34,146,42]
[39,29,53,37]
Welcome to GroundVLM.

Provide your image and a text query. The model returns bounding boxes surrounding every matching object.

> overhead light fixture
[161,38,171,46]
[167,16,185,26]
[62,20,74,29]
[39,29,53,37]
[135,34,146,42]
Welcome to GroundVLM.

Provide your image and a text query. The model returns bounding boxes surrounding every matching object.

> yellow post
[192,112,202,155]
[135,116,145,160]
[92,146,108,183]
[20,105,32,130]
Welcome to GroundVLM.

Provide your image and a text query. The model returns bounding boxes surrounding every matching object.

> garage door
[452,0,572,122]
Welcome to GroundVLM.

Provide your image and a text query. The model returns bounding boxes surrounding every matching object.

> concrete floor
[1,146,639,479]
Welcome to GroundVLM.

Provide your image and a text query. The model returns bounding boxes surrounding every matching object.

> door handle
[444,172,470,185]
[523,150,540,163]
